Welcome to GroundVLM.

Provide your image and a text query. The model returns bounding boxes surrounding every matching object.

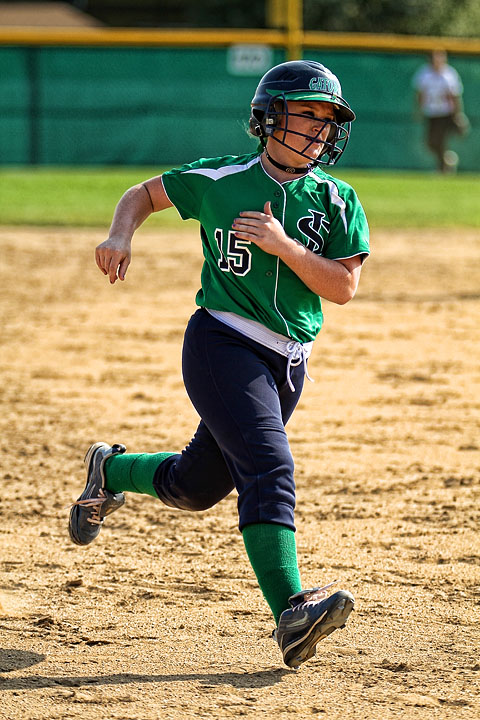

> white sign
[227,45,274,76]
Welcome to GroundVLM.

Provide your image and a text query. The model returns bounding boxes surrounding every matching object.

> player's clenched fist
[95,237,132,284]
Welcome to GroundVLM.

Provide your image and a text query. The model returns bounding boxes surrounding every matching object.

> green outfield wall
[1,42,479,171]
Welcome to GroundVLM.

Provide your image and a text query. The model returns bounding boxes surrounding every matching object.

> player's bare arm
[96,177,172,284]
[232,201,363,304]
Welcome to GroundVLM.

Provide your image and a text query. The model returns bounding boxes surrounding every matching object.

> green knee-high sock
[104,452,176,498]
[242,523,302,626]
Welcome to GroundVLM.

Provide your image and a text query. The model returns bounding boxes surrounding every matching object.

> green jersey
[162,151,369,343]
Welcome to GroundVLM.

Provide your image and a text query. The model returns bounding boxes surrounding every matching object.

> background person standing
[412,49,468,172]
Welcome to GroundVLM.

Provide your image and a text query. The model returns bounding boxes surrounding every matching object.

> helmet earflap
[249,115,264,138]
[249,106,280,139]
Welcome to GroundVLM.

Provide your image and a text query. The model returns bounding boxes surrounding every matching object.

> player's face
[271,100,337,163]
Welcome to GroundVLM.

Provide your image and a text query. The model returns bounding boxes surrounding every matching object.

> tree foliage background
[9,0,480,35]
[304,0,480,37]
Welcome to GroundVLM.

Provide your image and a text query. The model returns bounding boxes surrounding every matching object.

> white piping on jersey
[273,256,290,336]
[260,165,293,338]
[183,155,261,181]
[331,251,370,262]
[309,174,348,233]
[206,308,314,392]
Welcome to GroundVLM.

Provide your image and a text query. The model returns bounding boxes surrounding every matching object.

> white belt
[206,308,314,392]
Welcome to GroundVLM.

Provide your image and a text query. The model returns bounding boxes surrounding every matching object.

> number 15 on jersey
[215,228,252,277]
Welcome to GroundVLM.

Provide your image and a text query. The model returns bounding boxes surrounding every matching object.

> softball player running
[69,60,369,669]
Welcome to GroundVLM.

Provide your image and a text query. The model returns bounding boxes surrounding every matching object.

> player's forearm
[96,184,154,283]
[109,184,154,240]
[278,240,358,304]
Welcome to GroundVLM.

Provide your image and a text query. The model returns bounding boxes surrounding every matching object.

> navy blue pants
[153,309,305,531]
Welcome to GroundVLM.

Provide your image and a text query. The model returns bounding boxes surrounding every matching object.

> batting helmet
[249,60,355,166]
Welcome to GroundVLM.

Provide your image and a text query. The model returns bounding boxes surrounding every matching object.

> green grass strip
[1,166,479,229]
[334,169,480,229]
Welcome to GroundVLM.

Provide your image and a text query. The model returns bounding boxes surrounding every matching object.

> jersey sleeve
[161,159,215,221]
[322,180,370,261]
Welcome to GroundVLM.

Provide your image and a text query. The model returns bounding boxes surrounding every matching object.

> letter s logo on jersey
[297,210,330,254]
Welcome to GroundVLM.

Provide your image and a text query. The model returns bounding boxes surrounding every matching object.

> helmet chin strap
[264,148,316,175]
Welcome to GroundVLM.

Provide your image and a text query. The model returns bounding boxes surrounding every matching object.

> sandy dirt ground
[0,225,479,720]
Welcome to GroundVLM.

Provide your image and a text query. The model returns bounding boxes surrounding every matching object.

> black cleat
[274,583,354,669]
[68,442,126,546]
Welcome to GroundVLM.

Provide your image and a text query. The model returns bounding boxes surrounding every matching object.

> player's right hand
[95,237,132,284]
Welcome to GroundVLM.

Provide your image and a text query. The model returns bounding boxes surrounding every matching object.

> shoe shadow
[0,648,46,672]
[0,667,289,690]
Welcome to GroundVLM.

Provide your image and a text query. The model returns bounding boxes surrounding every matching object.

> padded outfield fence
[1,28,479,171]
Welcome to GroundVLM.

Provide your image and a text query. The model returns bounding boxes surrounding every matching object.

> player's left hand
[232,201,293,257]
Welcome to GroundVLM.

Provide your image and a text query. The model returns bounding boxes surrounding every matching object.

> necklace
[264,149,314,175]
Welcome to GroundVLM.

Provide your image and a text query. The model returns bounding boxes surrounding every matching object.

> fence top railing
[0,26,479,55]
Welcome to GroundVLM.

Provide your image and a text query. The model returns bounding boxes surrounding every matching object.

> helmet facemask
[252,93,351,166]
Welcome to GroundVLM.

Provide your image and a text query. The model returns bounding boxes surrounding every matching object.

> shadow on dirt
[0,649,46,672]
[0,667,289,689]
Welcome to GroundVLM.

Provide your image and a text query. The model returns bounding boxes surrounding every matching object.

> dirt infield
[0,226,479,720]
